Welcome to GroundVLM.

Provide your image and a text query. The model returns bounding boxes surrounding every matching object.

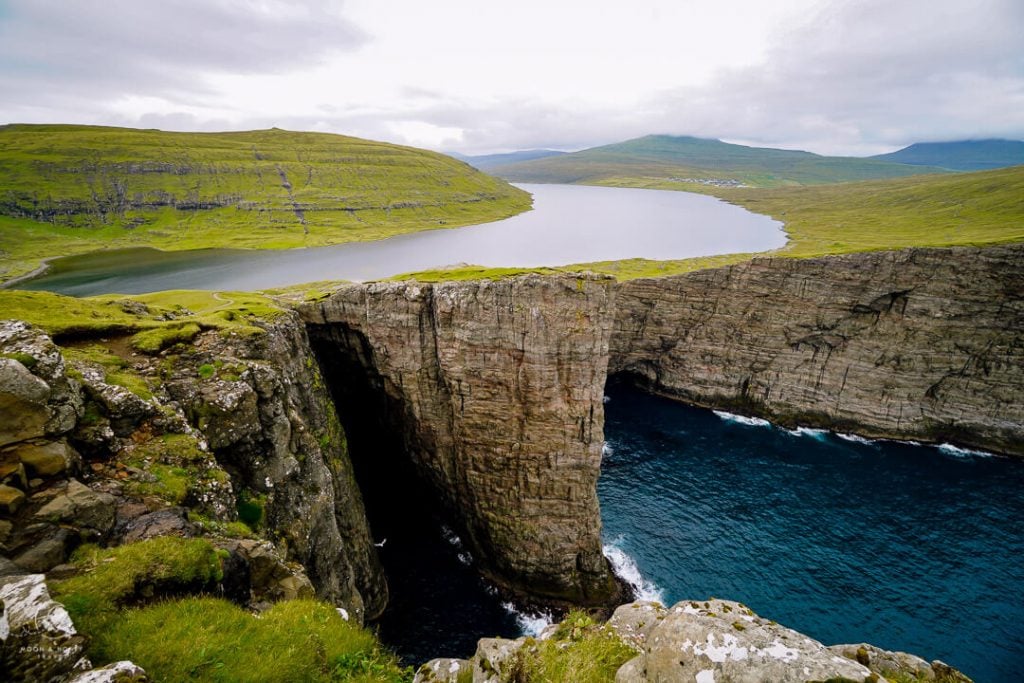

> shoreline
[0,257,55,290]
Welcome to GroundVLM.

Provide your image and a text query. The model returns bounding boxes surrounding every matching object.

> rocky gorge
[2,241,1020,680]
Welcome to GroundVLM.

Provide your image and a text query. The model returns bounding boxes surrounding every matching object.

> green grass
[397,165,1024,282]
[52,537,224,627]
[0,288,286,340]
[503,611,637,683]
[0,124,531,282]
[50,537,405,682]
[85,597,407,683]
[491,134,948,188]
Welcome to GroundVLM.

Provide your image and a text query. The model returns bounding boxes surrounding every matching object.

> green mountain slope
[870,139,1024,171]
[491,134,949,188]
[0,124,530,282]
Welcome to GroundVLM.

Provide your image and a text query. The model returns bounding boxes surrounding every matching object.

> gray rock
[0,573,89,682]
[120,507,196,544]
[0,483,26,515]
[0,321,83,438]
[0,358,51,447]
[9,439,77,478]
[830,642,974,682]
[12,527,74,573]
[34,479,116,538]
[219,538,315,607]
[413,657,472,683]
[472,637,526,683]
[68,660,150,682]
[196,380,260,450]
[614,599,874,683]
[78,367,155,425]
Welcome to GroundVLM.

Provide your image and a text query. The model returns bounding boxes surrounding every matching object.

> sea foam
[603,538,664,604]
[712,410,771,428]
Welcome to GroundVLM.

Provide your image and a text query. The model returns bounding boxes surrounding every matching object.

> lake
[14,183,784,296]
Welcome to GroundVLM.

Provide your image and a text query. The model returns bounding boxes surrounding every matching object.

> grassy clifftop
[0,124,531,282]
[491,134,948,188]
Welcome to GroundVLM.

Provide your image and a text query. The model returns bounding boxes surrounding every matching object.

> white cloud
[0,0,1021,155]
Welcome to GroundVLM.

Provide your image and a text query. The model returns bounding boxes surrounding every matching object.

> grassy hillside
[399,164,1024,281]
[491,134,948,188]
[870,139,1024,171]
[0,124,531,282]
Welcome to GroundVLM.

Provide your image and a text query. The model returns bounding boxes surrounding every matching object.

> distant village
[669,176,748,188]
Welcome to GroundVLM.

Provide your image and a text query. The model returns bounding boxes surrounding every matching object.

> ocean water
[599,380,1024,683]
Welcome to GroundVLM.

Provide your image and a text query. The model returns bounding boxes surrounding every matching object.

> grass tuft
[505,611,637,683]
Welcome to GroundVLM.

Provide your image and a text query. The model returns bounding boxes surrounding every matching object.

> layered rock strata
[300,275,622,606]
[612,244,1024,456]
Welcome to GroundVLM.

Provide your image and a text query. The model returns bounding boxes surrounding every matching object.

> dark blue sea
[599,380,1024,683]
[378,381,1024,683]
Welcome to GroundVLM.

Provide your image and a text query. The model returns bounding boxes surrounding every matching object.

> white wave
[603,540,664,604]
[937,443,995,459]
[836,432,876,445]
[440,525,463,549]
[456,551,473,566]
[785,426,829,440]
[603,395,611,403]
[602,442,614,457]
[502,601,554,637]
[712,410,771,428]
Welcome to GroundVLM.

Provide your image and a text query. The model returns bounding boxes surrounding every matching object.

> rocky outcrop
[300,275,623,607]
[0,573,150,682]
[417,599,973,682]
[162,317,387,619]
[0,318,385,622]
[611,244,1024,456]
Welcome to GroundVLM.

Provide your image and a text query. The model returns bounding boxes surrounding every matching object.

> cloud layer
[0,0,1021,155]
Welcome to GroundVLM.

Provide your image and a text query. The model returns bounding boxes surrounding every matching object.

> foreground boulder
[0,573,149,682]
[417,599,974,682]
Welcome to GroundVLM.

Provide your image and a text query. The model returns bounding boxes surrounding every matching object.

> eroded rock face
[612,599,873,682]
[163,317,386,620]
[301,275,622,607]
[612,244,1024,456]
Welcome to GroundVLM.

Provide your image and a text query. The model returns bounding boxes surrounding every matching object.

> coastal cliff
[611,243,1024,456]
[299,275,623,607]
[0,312,386,621]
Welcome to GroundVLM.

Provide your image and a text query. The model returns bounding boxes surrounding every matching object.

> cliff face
[611,244,1024,456]
[0,314,386,621]
[300,275,623,606]
[162,316,387,618]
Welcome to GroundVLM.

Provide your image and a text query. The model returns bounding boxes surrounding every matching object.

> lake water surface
[16,183,784,295]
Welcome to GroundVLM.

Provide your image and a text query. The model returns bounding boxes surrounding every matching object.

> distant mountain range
[869,139,1024,171]
[477,135,1024,189]
[454,149,566,170]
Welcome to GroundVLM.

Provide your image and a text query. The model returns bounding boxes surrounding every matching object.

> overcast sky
[1,0,1021,156]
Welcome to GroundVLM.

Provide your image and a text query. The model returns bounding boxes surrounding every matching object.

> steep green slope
[491,134,948,188]
[401,164,1024,281]
[0,124,531,282]
[870,139,1024,171]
